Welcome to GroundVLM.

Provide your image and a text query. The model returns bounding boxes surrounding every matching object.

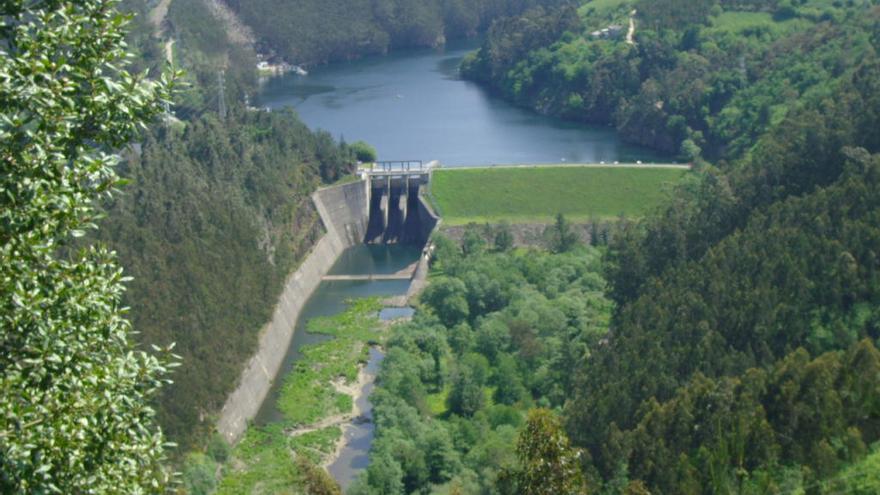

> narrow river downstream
[254,244,420,490]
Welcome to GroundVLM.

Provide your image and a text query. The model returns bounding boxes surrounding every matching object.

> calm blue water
[256,40,667,166]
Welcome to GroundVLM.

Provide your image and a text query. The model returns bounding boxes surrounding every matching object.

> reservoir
[256,40,665,166]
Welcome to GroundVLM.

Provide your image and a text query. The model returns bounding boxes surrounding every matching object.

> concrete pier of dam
[217,165,438,443]
[363,161,434,244]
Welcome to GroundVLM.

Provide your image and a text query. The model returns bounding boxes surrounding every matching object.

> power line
[217,70,227,120]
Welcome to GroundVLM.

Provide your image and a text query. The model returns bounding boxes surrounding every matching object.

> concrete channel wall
[217,179,369,443]
[415,193,439,244]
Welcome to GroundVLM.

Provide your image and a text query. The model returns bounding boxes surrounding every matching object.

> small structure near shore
[590,24,624,40]
[257,59,307,76]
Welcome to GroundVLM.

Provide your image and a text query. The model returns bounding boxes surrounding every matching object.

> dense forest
[96,109,352,446]
[352,231,612,494]
[227,0,572,65]
[356,211,880,493]
[123,0,258,117]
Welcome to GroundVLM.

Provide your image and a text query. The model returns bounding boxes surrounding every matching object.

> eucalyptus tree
[1,0,177,491]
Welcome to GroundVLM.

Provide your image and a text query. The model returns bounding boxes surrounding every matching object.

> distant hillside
[227,0,573,65]
[462,0,878,160]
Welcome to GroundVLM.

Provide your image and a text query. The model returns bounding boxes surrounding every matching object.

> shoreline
[322,346,380,471]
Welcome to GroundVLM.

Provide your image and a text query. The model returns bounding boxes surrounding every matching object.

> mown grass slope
[430,165,688,225]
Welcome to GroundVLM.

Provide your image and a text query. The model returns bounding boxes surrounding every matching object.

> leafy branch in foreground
[0,0,179,491]
[510,408,587,495]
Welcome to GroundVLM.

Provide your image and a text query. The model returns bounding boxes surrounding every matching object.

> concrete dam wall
[365,179,434,245]
[217,179,369,443]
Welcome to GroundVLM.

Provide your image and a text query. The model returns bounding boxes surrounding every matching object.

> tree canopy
[0,0,177,490]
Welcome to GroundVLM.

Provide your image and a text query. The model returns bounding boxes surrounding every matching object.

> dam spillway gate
[364,161,435,245]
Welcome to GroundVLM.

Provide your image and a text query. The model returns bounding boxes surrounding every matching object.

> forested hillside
[123,0,258,117]
[227,0,571,65]
[462,0,879,159]
[97,109,352,446]
[92,1,358,450]
[570,151,880,492]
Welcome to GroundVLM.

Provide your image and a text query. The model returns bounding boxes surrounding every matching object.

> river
[254,244,420,490]
[255,39,665,166]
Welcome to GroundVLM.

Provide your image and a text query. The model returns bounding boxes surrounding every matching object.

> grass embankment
[430,165,688,225]
[215,298,385,493]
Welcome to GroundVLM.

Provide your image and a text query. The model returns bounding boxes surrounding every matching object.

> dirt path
[164,38,175,66]
[203,0,256,47]
[148,0,172,34]
[287,413,352,438]
[627,10,637,45]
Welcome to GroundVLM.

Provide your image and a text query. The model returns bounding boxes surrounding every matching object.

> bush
[774,1,799,20]
[351,140,378,163]
[494,221,514,251]
[207,434,231,463]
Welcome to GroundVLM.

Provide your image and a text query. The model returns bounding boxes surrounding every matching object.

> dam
[363,160,435,244]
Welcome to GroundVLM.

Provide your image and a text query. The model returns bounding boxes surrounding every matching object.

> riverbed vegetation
[208,298,384,494]
[430,166,689,224]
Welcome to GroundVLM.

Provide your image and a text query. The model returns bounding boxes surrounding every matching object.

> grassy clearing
[290,427,344,464]
[577,0,632,19]
[707,11,811,37]
[216,424,302,494]
[430,165,688,225]
[426,386,450,416]
[216,298,385,493]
